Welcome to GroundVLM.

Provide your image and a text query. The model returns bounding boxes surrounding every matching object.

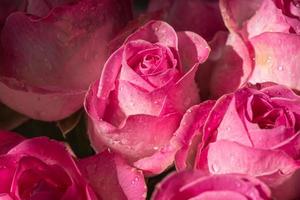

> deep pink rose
[174,83,300,200]
[148,0,226,41]
[201,0,300,98]
[0,130,146,200]
[0,0,132,121]
[152,170,271,200]
[84,20,210,175]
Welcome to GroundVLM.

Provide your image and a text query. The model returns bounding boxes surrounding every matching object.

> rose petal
[197,140,299,177]
[1,0,132,91]
[220,0,290,38]
[148,0,226,41]
[177,31,210,73]
[0,79,85,121]
[175,101,215,171]
[249,32,300,91]
[0,130,24,155]
[88,113,181,162]
[204,32,253,98]
[152,170,271,200]
[125,20,178,50]
[79,150,146,200]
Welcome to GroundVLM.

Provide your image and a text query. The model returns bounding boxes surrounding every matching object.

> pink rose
[0,0,132,121]
[148,0,226,41]
[152,170,271,200]
[201,0,300,97]
[84,20,210,175]
[220,0,300,37]
[0,130,146,200]
[174,83,300,200]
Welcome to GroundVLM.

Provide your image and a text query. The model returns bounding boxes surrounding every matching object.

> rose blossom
[200,0,300,98]
[148,0,226,41]
[174,83,300,200]
[0,130,146,200]
[84,20,210,175]
[0,0,132,121]
[152,170,271,200]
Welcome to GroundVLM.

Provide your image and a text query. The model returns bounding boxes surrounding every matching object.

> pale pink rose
[0,130,146,200]
[0,0,132,121]
[148,0,226,41]
[152,170,271,200]
[220,0,300,38]
[175,83,300,200]
[84,20,210,175]
[202,0,300,98]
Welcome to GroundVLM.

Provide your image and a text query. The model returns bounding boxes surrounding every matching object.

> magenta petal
[177,31,210,72]
[0,130,24,155]
[0,194,14,200]
[79,151,146,200]
[125,20,178,50]
[152,170,271,200]
[7,138,83,183]
[249,33,300,91]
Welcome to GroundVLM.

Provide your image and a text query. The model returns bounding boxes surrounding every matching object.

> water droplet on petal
[278,65,284,71]
[211,164,219,173]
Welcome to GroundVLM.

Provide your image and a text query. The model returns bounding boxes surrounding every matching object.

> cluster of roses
[0,0,300,199]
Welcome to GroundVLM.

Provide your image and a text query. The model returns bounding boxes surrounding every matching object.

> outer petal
[7,138,86,188]
[201,32,253,98]
[198,140,299,176]
[1,0,132,91]
[177,31,210,73]
[220,0,290,38]
[148,0,226,41]
[175,101,215,171]
[152,170,271,200]
[0,130,24,155]
[0,0,26,28]
[0,79,85,121]
[125,20,178,50]
[88,112,181,163]
[79,151,146,200]
[197,140,300,199]
[249,33,300,91]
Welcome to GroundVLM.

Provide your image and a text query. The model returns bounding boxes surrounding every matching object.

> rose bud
[84,20,210,175]
[152,170,271,200]
[148,0,226,41]
[174,83,300,200]
[0,130,146,200]
[0,0,132,121]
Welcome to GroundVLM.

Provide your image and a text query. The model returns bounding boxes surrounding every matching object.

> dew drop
[278,65,284,71]
[266,56,272,64]
[153,146,159,150]
[131,177,139,184]
[211,164,219,173]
